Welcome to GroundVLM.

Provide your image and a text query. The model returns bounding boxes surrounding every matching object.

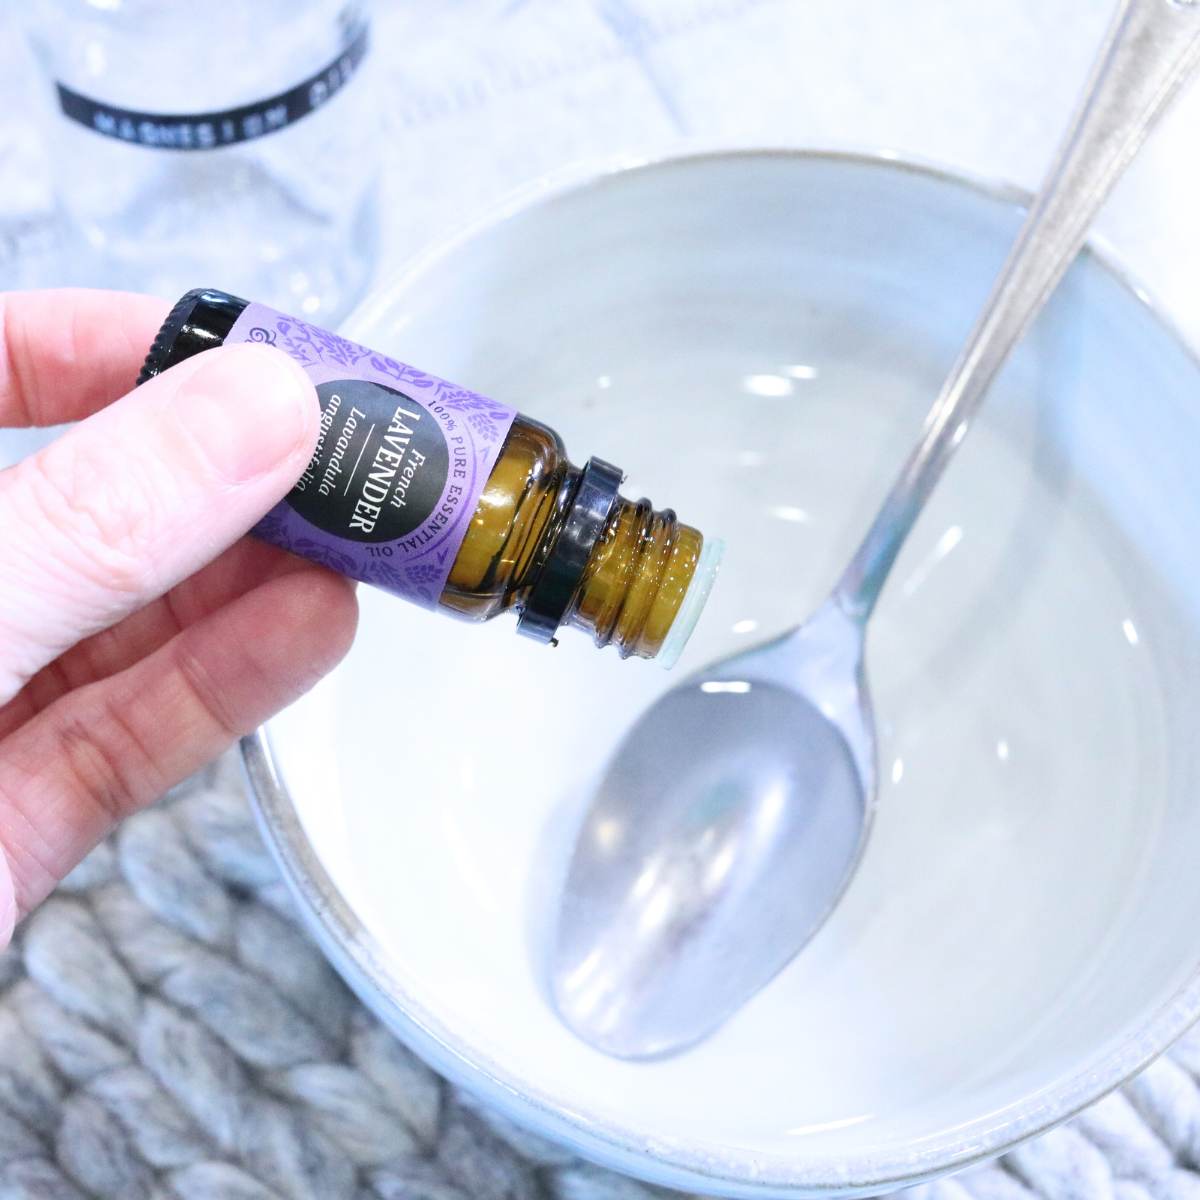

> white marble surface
[3,0,1200,344]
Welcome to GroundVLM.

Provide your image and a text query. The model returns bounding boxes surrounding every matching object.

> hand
[0,290,358,948]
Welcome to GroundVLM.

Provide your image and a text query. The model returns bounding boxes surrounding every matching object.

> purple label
[228,302,518,608]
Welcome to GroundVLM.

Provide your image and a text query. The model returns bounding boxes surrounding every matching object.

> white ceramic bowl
[244,150,1200,1197]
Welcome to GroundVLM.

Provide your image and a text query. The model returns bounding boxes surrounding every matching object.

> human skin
[0,289,359,947]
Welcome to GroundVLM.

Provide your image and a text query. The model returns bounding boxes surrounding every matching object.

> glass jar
[20,0,379,322]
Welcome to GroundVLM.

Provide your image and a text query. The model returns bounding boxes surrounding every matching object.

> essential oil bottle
[138,289,722,665]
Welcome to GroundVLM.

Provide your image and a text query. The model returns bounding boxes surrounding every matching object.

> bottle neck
[567,497,704,659]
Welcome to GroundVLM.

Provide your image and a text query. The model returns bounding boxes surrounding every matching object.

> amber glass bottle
[138,289,721,664]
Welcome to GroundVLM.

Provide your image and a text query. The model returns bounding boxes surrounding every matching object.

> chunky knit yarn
[0,753,1198,1200]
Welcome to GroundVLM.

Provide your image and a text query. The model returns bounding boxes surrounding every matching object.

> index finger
[1,289,169,428]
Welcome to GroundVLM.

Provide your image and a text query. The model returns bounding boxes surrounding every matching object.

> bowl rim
[242,145,1200,1197]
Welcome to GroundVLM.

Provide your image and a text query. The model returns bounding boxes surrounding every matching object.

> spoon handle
[833,0,1200,622]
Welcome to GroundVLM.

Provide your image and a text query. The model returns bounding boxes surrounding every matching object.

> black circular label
[287,379,450,544]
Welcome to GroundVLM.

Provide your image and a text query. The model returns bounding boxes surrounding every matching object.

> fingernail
[169,344,316,484]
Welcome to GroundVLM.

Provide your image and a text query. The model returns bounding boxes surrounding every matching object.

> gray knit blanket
[0,752,1197,1200]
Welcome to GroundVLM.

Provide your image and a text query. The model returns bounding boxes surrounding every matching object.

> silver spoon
[551,0,1200,1060]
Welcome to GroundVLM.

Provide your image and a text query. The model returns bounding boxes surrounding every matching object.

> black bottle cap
[136,287,249,386]
[517,456,624,645]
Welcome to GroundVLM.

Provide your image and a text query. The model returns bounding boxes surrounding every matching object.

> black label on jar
[289,379,450,545]
[54,21,369,150]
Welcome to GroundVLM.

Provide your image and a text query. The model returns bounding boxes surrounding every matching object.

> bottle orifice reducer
[138,289,722,665]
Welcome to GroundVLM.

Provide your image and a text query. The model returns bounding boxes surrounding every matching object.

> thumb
[0,343,318,705]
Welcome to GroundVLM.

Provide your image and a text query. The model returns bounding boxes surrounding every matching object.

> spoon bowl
[554,610,871,1057]
[554,598,874,1056]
